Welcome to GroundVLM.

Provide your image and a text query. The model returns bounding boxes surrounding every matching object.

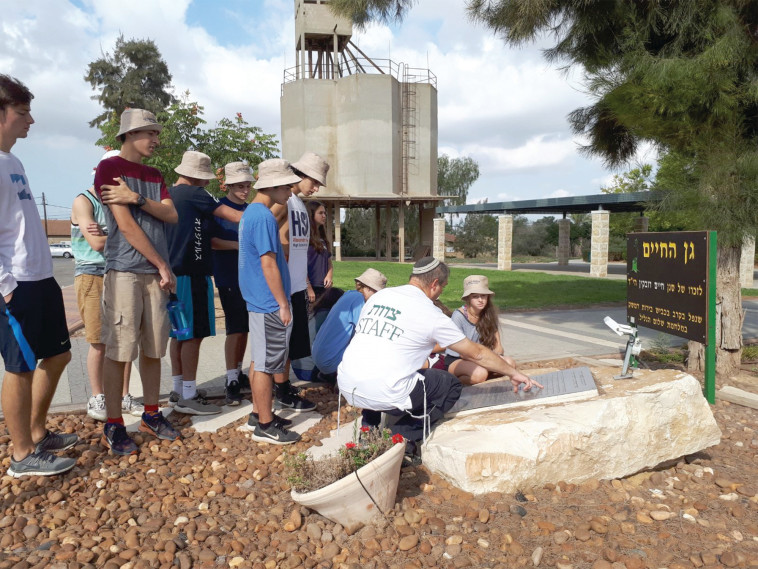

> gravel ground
[0,364,756,569]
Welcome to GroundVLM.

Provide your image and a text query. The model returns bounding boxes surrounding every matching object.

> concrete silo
[281,0,441,261]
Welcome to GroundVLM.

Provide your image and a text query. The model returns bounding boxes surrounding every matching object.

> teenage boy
[95,108,180,456]
[211,162,254,405]
[72,150,141,422]
[239,159,302,444]
[165,150,245,414]
[270,151,329,413]
[0,74,76,477]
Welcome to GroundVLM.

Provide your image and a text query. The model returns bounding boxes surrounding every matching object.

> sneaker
[87,394,107,422]
[34,430,79,454]
[139,412,181,441]
[244,412,293,430]
[7,451,76,478]
[274,390,316,414]
[101,423,138,456]
[121,393,144,416]
[173,392,222,415]
[168,391,180,408]
[250,422,301,445]
[225,380,243,406]
[238,371,251,394]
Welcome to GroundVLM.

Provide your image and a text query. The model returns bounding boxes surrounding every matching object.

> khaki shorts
[102,270,170,362]
[75,273,104,344]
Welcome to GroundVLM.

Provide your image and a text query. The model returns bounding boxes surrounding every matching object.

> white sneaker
[87,394,106,422]
[121,393,144,416]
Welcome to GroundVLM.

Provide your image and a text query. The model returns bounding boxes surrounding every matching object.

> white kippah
[412,257,440,275]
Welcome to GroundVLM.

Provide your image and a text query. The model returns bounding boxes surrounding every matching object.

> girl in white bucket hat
[443,275,521,385]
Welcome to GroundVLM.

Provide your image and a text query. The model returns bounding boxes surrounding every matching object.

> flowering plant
[286,426,404,493]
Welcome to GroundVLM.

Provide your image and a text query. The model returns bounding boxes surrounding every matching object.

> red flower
[345,442,356,449]
[236,112,243,119]
[392,434,404,444]
[360,426,370,433]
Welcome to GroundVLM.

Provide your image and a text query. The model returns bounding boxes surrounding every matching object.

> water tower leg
[375,205,381,259]
[399,201,405,263]
[385,203,392,261]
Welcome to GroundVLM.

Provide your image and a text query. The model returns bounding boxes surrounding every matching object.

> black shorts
[288,289,311,360]
[0,278,70,373]
[217,285,249,335]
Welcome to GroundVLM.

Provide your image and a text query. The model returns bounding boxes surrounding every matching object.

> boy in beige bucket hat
[239,159,303,444]
[311,268,388,378]
[269,151,330,414]
[164,151,248,415]
[93,107,180,456]
[210,161,255,405]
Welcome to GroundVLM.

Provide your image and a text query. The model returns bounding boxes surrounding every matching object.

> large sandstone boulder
[422,368,721,495]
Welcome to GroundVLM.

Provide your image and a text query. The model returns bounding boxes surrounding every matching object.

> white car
[49,243,73,258]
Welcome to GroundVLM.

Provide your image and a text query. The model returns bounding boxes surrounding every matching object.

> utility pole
[41,192,49,239]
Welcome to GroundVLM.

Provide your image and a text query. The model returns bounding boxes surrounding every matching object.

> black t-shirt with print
[166,184,220,276]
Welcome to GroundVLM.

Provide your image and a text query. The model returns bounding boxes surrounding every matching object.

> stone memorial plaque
[448,366,598,416]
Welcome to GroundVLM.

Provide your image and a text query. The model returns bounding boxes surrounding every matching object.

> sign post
[626,231,716,403]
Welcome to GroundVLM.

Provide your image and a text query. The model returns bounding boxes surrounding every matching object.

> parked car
[50,243,73,258]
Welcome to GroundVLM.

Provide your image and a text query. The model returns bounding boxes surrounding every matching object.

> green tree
[456,213,498,258]
[95,94,279,195]
[438,154,480,225]
[85,35,176,128]
[334,1,758,376]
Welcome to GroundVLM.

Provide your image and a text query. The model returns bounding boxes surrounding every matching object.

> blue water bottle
[167,293,190,339]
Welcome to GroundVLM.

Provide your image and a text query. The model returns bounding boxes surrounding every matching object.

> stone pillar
[557,218,571,266]
[333,202,342,262]
[633,216,649,233]
[433,217,446,261]
[740,235,755,289]
[385,204,392,261]
[590,209,610,278]
[497,215,513,271]
[398,201,405,263]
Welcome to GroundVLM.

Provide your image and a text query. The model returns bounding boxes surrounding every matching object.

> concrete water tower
[281,0,441,262]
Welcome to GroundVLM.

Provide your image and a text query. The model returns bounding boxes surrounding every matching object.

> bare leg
[448,359,489,386]
[236,333,247,369]
[103,356,127,418]
[121,361,133,397]
[169,337,181,376]
[178,338,203,382]
[224,333,238,371]
[274,361,290,385]
[87,343,105,395]
[30,351,72,442]
[253,371,274,423]
[138,353,162,407]
[2,370,35,461]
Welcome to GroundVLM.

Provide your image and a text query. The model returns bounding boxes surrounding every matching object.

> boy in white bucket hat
[239,159,303,444]
[94,107,180,457]
[165,151,248,416]
[269,151,330,414]
[312,268,388,378]
[211,162,255,405]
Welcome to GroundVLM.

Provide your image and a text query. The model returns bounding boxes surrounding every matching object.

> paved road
[53,257,75,288]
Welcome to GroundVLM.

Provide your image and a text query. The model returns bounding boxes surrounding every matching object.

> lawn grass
[330,260,627,311]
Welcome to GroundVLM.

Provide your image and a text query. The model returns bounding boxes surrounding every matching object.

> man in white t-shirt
[338,257,542,448]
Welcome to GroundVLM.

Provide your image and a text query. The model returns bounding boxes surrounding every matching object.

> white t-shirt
[286,194,309,293]
[0,151,53,297]
[338,284,466,411]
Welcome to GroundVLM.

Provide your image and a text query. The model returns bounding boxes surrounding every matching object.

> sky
[1,0,641,220]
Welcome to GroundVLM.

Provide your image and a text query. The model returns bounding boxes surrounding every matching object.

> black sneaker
[101,423,138,456]
[250,422,301,445]
[273,385,316,413]
[34,430,79,453]
[225,380,243,406]
[245,412,293,429]
[139,412,181,441]
[238,371,251,394]
[7,451,76,478]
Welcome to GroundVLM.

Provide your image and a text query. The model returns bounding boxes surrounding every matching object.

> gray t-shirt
[445,309,480,358]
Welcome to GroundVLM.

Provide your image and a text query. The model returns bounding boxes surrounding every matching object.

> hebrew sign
[627,231,710,343]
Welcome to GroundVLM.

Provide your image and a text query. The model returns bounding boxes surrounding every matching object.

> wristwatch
[135,194,147,208]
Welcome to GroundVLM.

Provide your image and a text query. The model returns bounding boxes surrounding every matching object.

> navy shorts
[217,285,249,335]
[288,289,311,360]
[172,275,215,340]
[0,278,71,373]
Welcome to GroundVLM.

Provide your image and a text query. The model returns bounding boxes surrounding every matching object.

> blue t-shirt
[239,202,291,313]
[312,290,365,374]
[212,197,247,288]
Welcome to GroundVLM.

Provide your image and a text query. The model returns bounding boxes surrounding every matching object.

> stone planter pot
[291,442,405,530]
